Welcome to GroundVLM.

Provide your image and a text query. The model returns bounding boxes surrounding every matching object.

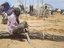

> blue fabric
[2,2,10,12]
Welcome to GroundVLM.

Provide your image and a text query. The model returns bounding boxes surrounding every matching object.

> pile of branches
[0,21,64,41]
[0,31,64,41]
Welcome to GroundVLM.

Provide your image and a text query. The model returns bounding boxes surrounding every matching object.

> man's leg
[25,33,31,44]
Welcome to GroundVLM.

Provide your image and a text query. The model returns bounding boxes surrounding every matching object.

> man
[7,8,20,34]
[7,8,31,43]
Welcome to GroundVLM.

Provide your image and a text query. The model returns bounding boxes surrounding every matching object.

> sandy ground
[0,13,64,48]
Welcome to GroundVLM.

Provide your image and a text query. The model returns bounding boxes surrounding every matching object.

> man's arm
[11,17,18,28]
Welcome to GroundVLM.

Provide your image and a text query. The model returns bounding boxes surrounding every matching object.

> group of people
[0,2,48,34]
[0,1,50,40]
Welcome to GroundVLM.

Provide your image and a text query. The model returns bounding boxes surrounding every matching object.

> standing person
[29,5,34,16]
[43,6,49,20]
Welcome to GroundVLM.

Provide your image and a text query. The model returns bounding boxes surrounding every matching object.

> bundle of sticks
[0,21,64,42]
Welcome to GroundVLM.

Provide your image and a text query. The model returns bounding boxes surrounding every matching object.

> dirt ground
[0,13,64,48]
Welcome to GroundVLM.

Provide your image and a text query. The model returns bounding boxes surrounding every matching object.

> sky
[0,0,64,9]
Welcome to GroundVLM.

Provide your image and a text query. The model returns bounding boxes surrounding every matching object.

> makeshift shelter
[31,3,53,17]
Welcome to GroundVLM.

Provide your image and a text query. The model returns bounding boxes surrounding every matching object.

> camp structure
[31,3,53,17]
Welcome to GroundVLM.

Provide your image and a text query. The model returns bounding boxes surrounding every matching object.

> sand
[0,13,64,48]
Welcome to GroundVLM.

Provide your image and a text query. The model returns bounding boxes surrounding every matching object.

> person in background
[1,12,7,20]
[43,6,49,20]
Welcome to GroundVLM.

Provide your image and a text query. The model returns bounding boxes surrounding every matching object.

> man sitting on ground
[7,8,31,43]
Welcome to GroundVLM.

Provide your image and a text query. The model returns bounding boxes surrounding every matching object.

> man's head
[13,8,20,16]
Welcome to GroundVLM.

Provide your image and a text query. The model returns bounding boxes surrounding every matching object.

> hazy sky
[0,0,64,9]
